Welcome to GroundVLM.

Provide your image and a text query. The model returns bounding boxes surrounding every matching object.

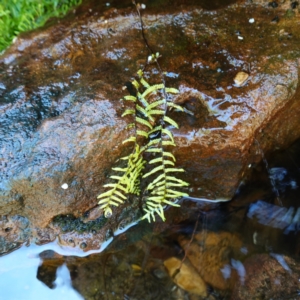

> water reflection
[247,200,300,233]
[0,245,83,300]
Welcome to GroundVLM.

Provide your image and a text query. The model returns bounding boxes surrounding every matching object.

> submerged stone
[1,0,300,253]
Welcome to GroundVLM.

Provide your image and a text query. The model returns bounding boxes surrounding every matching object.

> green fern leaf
[163,151,176,161]
[122,136,136,144]
[113,190,127,199]
[103,183,128,192]
[97,190,114,199]
[149,157,163,164]
[165,168,185,173]
[148,109,165,116]
[132,80,140,89]
[143,165,164,178]
[163,116,179,128]
[141,83,164,98]
[140,77,150,89]
[124,95,137,102]
[165,87,179,94]
[137,93,150,108]
[110,175,124,180]
[162,140,176,147]
[146,148,162,153]
[148,125,162,134]
[166,176,189,185]
[136,117,153,129]
[162,200,180,207]
[167,102,184,111]
[136,105,149,118]
[103,207,113,218]
[147,173,165,189]
[146,138,161,147]
[136,130,148,138]
[164,160,175,166]
[146,100,165,111]
[122,109,135,117]
[112,167,127,172]
[162,129,174,142]
[126,123,135,129]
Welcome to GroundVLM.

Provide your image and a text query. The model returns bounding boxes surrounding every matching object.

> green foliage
[0,0,81,53]
[98,66,189,222]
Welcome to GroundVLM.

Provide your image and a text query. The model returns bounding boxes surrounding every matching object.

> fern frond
[141,83,164,98]
[146,138,161,147]
[162,140,176,147]
[126,123,135,129]
[136,104,148,117]
[167,102,184,111]
[163,151,176,161]
[165,168,185,173]
[148,125,162,134]
[136,117,153,129]
[163,116,179,128]
[132,80,140,89]
[140,77,150,89]
[162,129,174,142]
[147,173,165,189]
[122,109,135,117]
[143,165,164,178]
[164,160,175,166]
[98,65,188,221]
[146,148,162,153]
[112,167,127,172]
[110,175,124,181]
[136,130,148,138]
[124,95,137,102]
[122,136,136,144]
[146,100,165,111]
[148,109,165,116]
[165,87,179,94]
[166,176,189,185]
[149,157,163,164]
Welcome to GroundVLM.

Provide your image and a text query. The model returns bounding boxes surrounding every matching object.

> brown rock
[178,231,243,290]
[231,254,300,299]
[164,257,207,297]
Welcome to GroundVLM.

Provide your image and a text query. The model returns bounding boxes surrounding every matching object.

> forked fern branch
[97,66,189,221]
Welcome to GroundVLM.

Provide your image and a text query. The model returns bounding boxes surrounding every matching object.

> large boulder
[1,0,300,253]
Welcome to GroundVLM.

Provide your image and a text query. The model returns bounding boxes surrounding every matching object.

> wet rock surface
[1,0,300,253]
[231,254,300,299]
[178,231,243,291]
[164,256,208,297]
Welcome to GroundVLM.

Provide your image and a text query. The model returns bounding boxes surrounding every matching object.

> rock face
[1,0,300,253]
[231,254,300,299]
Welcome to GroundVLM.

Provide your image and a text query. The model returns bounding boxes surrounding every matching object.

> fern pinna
[97,66,188,222]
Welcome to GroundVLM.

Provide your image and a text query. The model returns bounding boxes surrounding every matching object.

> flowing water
[1,138,300,299]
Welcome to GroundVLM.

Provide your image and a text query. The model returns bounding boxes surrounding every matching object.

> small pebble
[249,18,255,23]
[234,72,249,87]
[271,15,279,23]
[268,1,278,8]
[80,242,87,249]
[238,36,244,40]
[291,1,299,9]
[61,183,68,189]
